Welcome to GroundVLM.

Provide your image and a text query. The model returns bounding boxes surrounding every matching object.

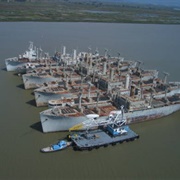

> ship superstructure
[5,42,59,72]
[38,50,180,133]
[22,66,82,89]
[40,95,116,132]
[5,42,180,133]
[34,80,104,107]
[5,42,82,72]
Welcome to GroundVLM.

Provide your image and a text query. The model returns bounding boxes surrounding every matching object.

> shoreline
[0,1,180,24]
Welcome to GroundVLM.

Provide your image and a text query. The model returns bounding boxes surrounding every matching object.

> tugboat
[41,140,72,153]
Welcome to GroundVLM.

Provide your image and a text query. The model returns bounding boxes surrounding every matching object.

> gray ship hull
[5,58,29,72]
[40,113,87,132]
[40,103,180,133]
[22,73,81,89]
[22,74,59,89]
[35,91,72,107]
[126,103,180,124]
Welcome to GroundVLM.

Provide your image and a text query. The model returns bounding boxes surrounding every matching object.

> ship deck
[46,103,117,117]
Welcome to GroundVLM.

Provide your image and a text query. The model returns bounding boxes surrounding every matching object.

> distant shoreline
[0,1,180,24]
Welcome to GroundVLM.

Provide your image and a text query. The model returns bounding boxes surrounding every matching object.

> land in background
[0,0,180,24]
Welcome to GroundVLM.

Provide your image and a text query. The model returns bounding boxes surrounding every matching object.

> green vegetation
[0,1,180,24]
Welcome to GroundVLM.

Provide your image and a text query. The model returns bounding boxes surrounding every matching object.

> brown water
[0,22,180,180]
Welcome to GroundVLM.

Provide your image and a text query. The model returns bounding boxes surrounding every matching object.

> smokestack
[88,83,91,100]
[163,72,169,84]
[78,92,82,109]
[70,69,73,82]
[125,74,130,89]
[103,61,107,75]
[118,60,121,70]
[63,67,65,77]
[66,75,69,90]
[89,56,92,69]
[73,49,77,60]
[36,48,39,59]
[63,46,66,56]
[164,87,169,103]
[140,87,143,100]
[96,91,100,109]
[109,68,114,81]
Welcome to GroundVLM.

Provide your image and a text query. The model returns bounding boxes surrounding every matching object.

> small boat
[41,140,72,153]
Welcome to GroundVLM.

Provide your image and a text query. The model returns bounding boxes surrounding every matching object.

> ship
[22,66,82,89]
[5,42,82,72]
[40,80,180,133]
[34,81,105,107]
[37,59,157,108]
[40,97,116,132]
[5,42,60,71]
[47,92,108,108]
[21,48,99,89]
[16,63,45,75]
[5,42,180,138]
[71,91,180,131]
[38,54,180,133]
[5,42,38,71]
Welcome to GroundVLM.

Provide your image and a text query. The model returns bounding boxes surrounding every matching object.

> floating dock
[69,125,139,151]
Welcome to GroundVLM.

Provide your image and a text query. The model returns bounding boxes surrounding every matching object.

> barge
[68,108,139,151]
[69,125,139,151]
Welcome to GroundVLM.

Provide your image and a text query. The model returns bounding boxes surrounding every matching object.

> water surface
[0,22,180,180]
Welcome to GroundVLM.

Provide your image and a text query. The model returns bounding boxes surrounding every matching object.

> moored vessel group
[5,42,180,152]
